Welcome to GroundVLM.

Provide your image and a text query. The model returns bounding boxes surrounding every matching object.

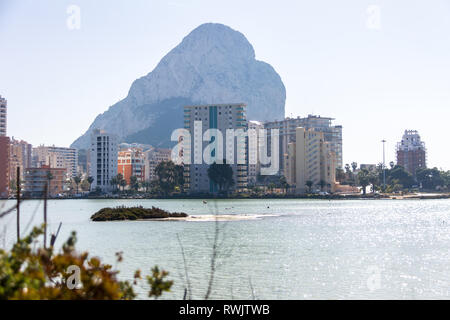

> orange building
[0,136,10,197]
[118,148,145,185]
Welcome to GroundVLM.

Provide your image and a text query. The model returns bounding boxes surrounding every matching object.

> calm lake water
[1,198,450,299]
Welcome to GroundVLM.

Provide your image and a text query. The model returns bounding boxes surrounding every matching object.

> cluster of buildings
[88,129,172,192]
[0,94,177,197]
[180,103,342,194]
[0,92,430,197]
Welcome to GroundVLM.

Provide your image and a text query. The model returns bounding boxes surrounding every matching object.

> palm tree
[142,180,150,193]
[368,172,379,193]
[305,180,313,193]
[115,173,125,191]
[279,176,289,194]
[318,180,326,191]
[46,171,54,196]
[357,170,370,195]
[345,163,351,174]
[155,161,184,196]
[73,175,81,194]
[110,176,118,192]
[130,176,139,192]
[207,161,234,194]
[351,162,358,172]
[119,178,127,192]
[87,176,94,191]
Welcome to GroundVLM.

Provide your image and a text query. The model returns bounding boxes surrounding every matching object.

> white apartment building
[89,129,118,192]
[183,103,248,193]
[33,145,78,178]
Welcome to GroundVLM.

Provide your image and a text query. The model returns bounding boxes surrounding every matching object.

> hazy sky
[0,0,449,169]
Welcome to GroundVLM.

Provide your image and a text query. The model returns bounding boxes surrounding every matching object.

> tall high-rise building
[0,136,10,197]
[247,120,264,185]
[182,103,248,193]
[33,145,78,177]
[286,127,336,194]
[264,115,343,175]
[396,130,427,176]
[118,147,146,185]
[89,129,118,192]
[0,96,7,136]
[9,138,32,182]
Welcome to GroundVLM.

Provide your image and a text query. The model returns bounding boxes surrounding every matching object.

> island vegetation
[91,205,188,221]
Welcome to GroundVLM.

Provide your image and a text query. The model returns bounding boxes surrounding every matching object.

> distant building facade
[9,138,32,182]
[247,120,263,185]
[89,129,118,192]
[118,148,146,184]
[23,165,66,197]
[0,136,10,197]
[396,130,427,176]
[286,127,336,194]
[144,147,171,182]
[33,145,78,178]
[265,115,343,176]
[182,103,248,193]
[0,95,6,136]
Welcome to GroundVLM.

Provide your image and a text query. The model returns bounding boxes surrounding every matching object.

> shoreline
[2,193,450,201]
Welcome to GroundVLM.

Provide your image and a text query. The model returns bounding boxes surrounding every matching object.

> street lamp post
[382,139,386,190]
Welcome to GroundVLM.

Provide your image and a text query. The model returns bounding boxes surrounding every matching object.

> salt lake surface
[1,198,449,299]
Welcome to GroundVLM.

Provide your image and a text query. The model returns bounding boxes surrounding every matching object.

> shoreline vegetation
[6,192,450,201]
[91,206,188,221]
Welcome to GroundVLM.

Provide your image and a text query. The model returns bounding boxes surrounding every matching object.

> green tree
[142,180,151,193]
[318,180,326,191]
[9,179,17,193]
[115,173,126,192]
[119,179,127,192]
[388,166,415,189]
[73,175,81,194]
[87,176,94,192]
[336,168,346,183]
[442,170,450,190]
[207,161,234,193]
[46,171,54,196]
[279,176,289,193]
[110,176,118,192]
[344,164,351,174]
[155,161,184,196]
[416,167,444,190]
[305,180,313,193]
[357,170,370,195]
[0,226,172,300]
[368,171,380,193]
[129,176,139,192]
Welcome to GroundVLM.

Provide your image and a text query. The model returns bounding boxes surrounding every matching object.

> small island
[91,206,188,221]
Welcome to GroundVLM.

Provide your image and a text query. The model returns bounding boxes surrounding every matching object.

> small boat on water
[203,200,208,204]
